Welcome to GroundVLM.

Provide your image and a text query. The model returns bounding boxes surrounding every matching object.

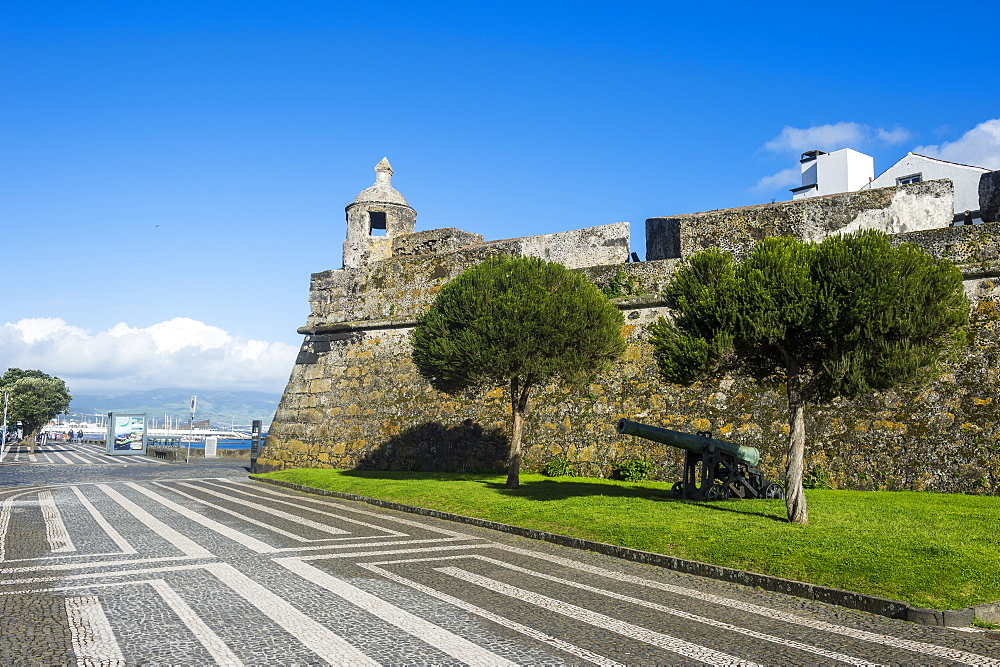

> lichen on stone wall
[391,228,484,258]
[647,180,953,261]
[981,170,1000,223]
[303,222,631,333]
[260,203,1000,496]
[890,224,1000,280]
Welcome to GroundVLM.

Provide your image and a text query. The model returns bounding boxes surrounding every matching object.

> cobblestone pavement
[1,439,171,466]
[2,461,999,665]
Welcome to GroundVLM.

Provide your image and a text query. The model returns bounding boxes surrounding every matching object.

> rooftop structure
[791,148,991,224]
[790,148,873,200]
[861,152,990,223]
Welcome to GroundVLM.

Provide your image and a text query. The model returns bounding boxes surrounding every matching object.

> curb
[249,475,996,628]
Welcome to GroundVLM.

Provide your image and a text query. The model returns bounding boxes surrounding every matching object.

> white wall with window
[862,152,988,217]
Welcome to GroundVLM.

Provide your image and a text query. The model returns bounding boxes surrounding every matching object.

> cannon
[616,418,784,500]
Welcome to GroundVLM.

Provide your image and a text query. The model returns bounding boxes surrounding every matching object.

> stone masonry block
[980,171,1000,223]
[647,180,953,260]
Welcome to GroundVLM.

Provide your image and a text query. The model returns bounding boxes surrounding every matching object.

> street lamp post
[186,395,196,463]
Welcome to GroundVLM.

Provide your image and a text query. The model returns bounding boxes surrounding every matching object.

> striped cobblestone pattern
[1,440,169,466]
[2,472,999,665]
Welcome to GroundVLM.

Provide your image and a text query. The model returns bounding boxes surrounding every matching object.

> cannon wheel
[670,482,684,499]
[707,484,730,501]
[763,483,785,499]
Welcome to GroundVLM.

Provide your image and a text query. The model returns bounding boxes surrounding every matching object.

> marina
[36,423,262,449]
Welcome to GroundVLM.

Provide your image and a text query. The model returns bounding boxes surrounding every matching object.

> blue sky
[3,0,999,395]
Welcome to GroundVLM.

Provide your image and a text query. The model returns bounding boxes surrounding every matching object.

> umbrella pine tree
[650,230,969,523]
[412,256,626,488]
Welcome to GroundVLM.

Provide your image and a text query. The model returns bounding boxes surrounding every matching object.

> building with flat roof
[790,148,873,200]
[791,148,990,224]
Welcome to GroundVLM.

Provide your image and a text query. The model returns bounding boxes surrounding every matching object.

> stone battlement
[647,179,954,260]
[258,162,1000,496]
[302,222,629,333]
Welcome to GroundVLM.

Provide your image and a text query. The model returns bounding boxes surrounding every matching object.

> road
[1,439,174,466]
[1,441,998,665]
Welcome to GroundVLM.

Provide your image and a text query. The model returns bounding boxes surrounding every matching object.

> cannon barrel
[616,418,760,466]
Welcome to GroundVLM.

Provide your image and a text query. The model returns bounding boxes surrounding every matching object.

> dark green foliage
[412,255,626,488]
[1,368,52,384]
[809,233,969,400]
[649,248,737,385]
[543,456,578,477]
[413,256,626,395]
[600,269,642,299]
[650,230,969,523]
[1,368,72,438]
[653,232,968,400]
[612,458,654,482]
[803,466,830,490]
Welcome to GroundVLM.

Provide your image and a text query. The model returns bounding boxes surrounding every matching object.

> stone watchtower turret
[343,158,417,268]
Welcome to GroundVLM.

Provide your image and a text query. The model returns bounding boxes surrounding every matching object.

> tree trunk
[506,375,532,489]
[783,356,809,524]
[22,427,39,454]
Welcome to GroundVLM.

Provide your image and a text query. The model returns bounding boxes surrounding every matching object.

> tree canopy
[412,255,626,488]
[650,230,969,523]
[1,368,72,439]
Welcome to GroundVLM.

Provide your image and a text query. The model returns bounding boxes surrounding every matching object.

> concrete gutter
[249,475,998,628]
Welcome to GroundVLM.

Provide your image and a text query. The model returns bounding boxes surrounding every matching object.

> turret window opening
[369,211,387,236]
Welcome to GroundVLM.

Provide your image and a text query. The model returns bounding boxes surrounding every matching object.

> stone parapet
[305,222,629,330]
[262,172,1000,499]
[391,228,484,257]
[980,170,1000,223]
[260,223,1000,495]
[647,180,954,260]
[891,222,1000,267]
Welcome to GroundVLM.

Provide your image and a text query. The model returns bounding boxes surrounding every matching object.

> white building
[790,148,873,200]
[860,152,989,223]
[790,148,990,224]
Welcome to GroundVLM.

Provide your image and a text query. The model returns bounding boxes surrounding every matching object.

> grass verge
[256,468,1000,610]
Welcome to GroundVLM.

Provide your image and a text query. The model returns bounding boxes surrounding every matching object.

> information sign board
[106,413,148,456]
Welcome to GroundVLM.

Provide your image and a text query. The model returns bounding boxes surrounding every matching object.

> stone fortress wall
[258,164,1000,495]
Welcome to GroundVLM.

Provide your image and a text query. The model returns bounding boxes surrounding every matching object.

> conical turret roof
[350,157,410,207]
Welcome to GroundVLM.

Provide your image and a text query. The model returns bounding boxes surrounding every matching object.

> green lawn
[256,469,1000,610]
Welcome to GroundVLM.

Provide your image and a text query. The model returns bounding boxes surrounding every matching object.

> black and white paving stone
[2,459,998,665]
[1,439,170,466]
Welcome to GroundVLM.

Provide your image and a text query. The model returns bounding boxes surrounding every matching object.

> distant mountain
[69,389,281,428]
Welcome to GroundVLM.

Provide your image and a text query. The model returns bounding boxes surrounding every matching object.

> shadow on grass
[487,480,790,522]
[689,501,789,523]
[338,468,788,520]
[481,478,675,502]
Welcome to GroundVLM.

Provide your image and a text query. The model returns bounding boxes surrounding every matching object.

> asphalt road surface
[2,441,999,665]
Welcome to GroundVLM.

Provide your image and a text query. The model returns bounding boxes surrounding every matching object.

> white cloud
[0,317,298,394]
[752,167,800,192]
[875,127,912,145]
[914,118,1000,170]
[763,122,911,154]
[12,317,89,344]
[108,318,233,353]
